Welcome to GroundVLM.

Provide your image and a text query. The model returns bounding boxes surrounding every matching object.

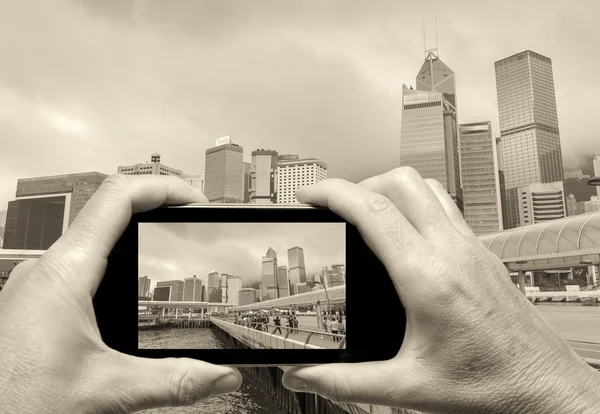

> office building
[584,196,600,213]
[257,283,263,301]
[204,136,244,203]
[288,246,306,285]
[566,194,578,216]
[277,266,290,298]
[293,283,308,295]
[564,169,590,180]
[0,209,6,227]
[220,274,228,303]
[401,47,462,213]
[458,122,503,235]
[243,162,251,203]
[201,285,206,302]
[250,149,278,204]
[495,51,565,229]
[182,173,205,193]
[277,155,327,204]
[517,182,566,225]
[329,264,346,286]
[183,275,203,301]
[207,271,220,302]
[226,275,243,305]
[154,280,184,301]
[138,276,151,298]
[117,153,182,176]
[3,172,107,250]
[261,254,278,301]
[239,288,258,306]
[594,154,600,198]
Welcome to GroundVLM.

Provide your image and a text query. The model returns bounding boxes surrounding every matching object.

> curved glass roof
[478,211,600,260]
[233,285,345,311]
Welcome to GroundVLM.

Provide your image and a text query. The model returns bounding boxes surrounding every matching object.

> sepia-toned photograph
[138,222,347,350]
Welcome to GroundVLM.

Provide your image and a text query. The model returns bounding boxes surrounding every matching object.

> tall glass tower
[204,136,244,203]
[401,50,463,213]
[494,50,565,229]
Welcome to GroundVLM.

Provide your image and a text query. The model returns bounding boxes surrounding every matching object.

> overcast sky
[1,0,599,211]
[139,222,345,290]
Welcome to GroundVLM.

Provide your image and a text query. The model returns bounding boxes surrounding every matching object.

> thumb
[282,360,412,406]
[88,352,243,413]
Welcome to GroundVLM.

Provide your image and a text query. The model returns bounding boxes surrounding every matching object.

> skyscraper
[594,154,600,198]
[138,276,151,297]
[220,273,228,303]
[243,162,251,203]
[155,280,184,301]
[288,246,306,285]
[226,275,243,305]
[261,256,278,301]
[117,153,182,177]
[277,266,290,298]
[277,155,327,204]
[458,122,503,235]
[183,275,203,301]
[566,194,578,216]
[3,172,107,249]
[517,182,566,225]
[239,288,258,306]
[250,149,278,204]
[204,136,244,203]
[207,271,220,302]
[494,50,565,229]
[401,49,462,213]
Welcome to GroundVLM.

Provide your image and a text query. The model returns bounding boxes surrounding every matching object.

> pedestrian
[273,316,282,335]
[330,318,339,341]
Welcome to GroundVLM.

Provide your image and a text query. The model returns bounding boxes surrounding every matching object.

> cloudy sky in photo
[1,0,599,210]
[139,222,345,290]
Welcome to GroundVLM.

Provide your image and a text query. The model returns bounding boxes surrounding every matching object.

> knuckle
[168,369,201,406]
[393,166,421,181]
[363,194,395,214]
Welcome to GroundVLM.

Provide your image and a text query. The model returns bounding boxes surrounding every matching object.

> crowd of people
[320,316,345,342]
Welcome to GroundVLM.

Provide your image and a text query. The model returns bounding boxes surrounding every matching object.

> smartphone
[94,204,405,366]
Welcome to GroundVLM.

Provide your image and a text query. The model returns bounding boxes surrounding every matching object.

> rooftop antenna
[422,18,427,60]
[435,16,439,57]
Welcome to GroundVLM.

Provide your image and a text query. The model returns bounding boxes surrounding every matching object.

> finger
[0,259,39,299]
[31,175,207,296]
[358,167,458,242]
[88,352,242,413]
[282,360,418,407]
[295,179,428,296]
[424,179,476,238]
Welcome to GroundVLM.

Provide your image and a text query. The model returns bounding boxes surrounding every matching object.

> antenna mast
[435,16,439,56]
[422,18,427,60]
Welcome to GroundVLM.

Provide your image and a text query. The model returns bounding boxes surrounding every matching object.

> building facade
[277,266,290,298]
[250,150,278,204]
[3,172,107,250]
[207,271,220,302]
[517,181,566,225]
[204,136,244,203]
[183,276,203,301]
[182,173,205,193]
[584,196,600,213]
[138,276,151,297]
[243,162,251,203]
[495,50,565,229]
[239,288,258,306]
[155,280,184,301]
[566,194,578,216]
[594,154,600,199]
[118,153,182,176]
[277,155,327,204]
[220,274,228,303]
[288,246,306,285]
[458,122,503,235]
[293,282,308,295]
[261,255,278,301]
[226,275,243,305]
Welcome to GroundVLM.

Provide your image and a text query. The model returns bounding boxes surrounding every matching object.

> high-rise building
[250,150,278,204]
[566,194,578,217]
[207,271,220,302]
[201,285,206,302]
[401,48,462,213]
[183,275,203,301]
[220,273,228,303]
[517,182,566,225]
[138,276,151,297]
[239,287,258,306]
[0,209,7,227]
[154,280,184,301]
[584,196,600,213]
[118,153,183,177]
[594,154,600,199]
[277,155,327,204]
[243,162,251,203]
[329,264,346,286]
[458,122,503,235]
[277,266,290,298]
[257,283,263,301]
[261,254,278,301]
[495,50,565,229]
[226,275,243,305]
[3,172,108,250]
[293,283,308,295]
[288,247,306,285]
[204,136,244,203]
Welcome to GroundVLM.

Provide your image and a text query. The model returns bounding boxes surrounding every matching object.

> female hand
[0,175,242,414]
[282,167,600,414]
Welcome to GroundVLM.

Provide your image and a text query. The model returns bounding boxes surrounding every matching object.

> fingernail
[210,372,242,398]
[285,377,311,392]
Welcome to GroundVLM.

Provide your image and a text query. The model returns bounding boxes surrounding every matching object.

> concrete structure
[155,280,184,301]
[226,275,243,305]
[276,155,327,204]
[250,149,278,204]
[459,121,503,234]
[495,51,565,229]
[3,172,107,249]
[401,48,462,213]
[517,181,566,225]
[138,276,151,297]
[239,287,258,306]
[584,196,600,213]
[204,136,244,203]
[287,246,306,285]
[277,266,290,298]
[117,153,182,177]
[183,276,203,301]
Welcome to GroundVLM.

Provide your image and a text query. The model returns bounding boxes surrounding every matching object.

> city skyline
[2,1,600,211]
[138,222,345,291]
